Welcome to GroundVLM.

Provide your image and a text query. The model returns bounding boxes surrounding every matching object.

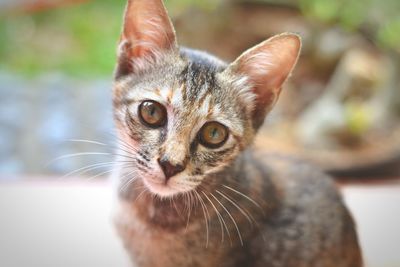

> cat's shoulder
[255,151,342,205]
[251,152,361,267]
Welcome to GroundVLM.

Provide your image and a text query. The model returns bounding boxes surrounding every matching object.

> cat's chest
[115,203,209,266]
[117,223,220,266]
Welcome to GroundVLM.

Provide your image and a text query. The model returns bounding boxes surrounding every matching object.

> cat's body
[115,152,362,267]
[112,1,362,266]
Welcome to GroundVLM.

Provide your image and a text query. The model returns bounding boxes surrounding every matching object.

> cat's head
[113,0,301,198]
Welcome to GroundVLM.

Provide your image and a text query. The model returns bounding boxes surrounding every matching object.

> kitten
[112,0,363,266]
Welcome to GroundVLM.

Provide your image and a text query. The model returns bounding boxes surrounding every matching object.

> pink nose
[157,158,185,180]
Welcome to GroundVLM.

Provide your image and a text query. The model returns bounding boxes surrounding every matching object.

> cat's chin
[142,177,189,198]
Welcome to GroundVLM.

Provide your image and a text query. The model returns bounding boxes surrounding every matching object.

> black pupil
[149,105,157,116]
[211,128,219,139]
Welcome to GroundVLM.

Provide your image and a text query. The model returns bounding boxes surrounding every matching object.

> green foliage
[377,16,400,52]
[299,0,368,30]
[299,0,400,52]
[0,0,219,77]
[166,0,220,14]
[344,101,371,136]
[0,0,398,77]
[0,0,125,77]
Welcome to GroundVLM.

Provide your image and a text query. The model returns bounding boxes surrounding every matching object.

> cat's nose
[157,158,185,180]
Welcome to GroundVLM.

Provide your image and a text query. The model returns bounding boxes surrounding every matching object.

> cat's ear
[116,0,177,78]
[226,33,301,129]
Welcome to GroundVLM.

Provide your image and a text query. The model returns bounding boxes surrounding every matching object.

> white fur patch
[231,75,257,108]
[198,94,211,117]
[171,84,184,107]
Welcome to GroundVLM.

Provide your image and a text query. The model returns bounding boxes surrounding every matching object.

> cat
[112,0,363,266]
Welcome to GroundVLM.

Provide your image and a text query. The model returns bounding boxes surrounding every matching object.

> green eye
[199,122,229,148]
[138,101,167,128]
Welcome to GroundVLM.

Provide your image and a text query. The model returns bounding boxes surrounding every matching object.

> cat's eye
[138,101,167,128]
[199,122,229,148]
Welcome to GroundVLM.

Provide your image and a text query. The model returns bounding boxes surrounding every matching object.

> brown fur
[112,1,363,266]
[115,151,362,267]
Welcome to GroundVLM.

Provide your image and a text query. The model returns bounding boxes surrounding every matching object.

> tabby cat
[112,0,363,266]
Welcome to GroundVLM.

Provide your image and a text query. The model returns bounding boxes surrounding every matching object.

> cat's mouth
[142,176,187,198]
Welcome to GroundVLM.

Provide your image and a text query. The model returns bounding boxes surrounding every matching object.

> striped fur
[112,1,362,267]
[113,48,256,197]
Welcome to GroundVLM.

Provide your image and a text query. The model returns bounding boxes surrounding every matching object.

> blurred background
[0,1,399,267]
[0,0,399,179]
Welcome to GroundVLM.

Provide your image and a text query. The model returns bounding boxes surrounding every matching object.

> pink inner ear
[237,35,301,102]
[228,34,301,128]
[121,0,177,60]
[235,34,300,108]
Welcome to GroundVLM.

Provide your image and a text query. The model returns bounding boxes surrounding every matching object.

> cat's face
[113,52,256,197]
[113,0,300,198]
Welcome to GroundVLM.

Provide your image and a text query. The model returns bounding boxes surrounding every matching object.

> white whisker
[223,184,264,215]
[116,137,138,152]
[47,152,111,166]
[211,192,243,246]
[60,161,125,179]
[202,191,231,245]
[134,188,148,204]
[119,170,140,193]
[194,190,210,248]
[66,139,108,146]
[86,169,118,181]
[216,189,254,228]
[172,197,181,219]
[184,192,192,231]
